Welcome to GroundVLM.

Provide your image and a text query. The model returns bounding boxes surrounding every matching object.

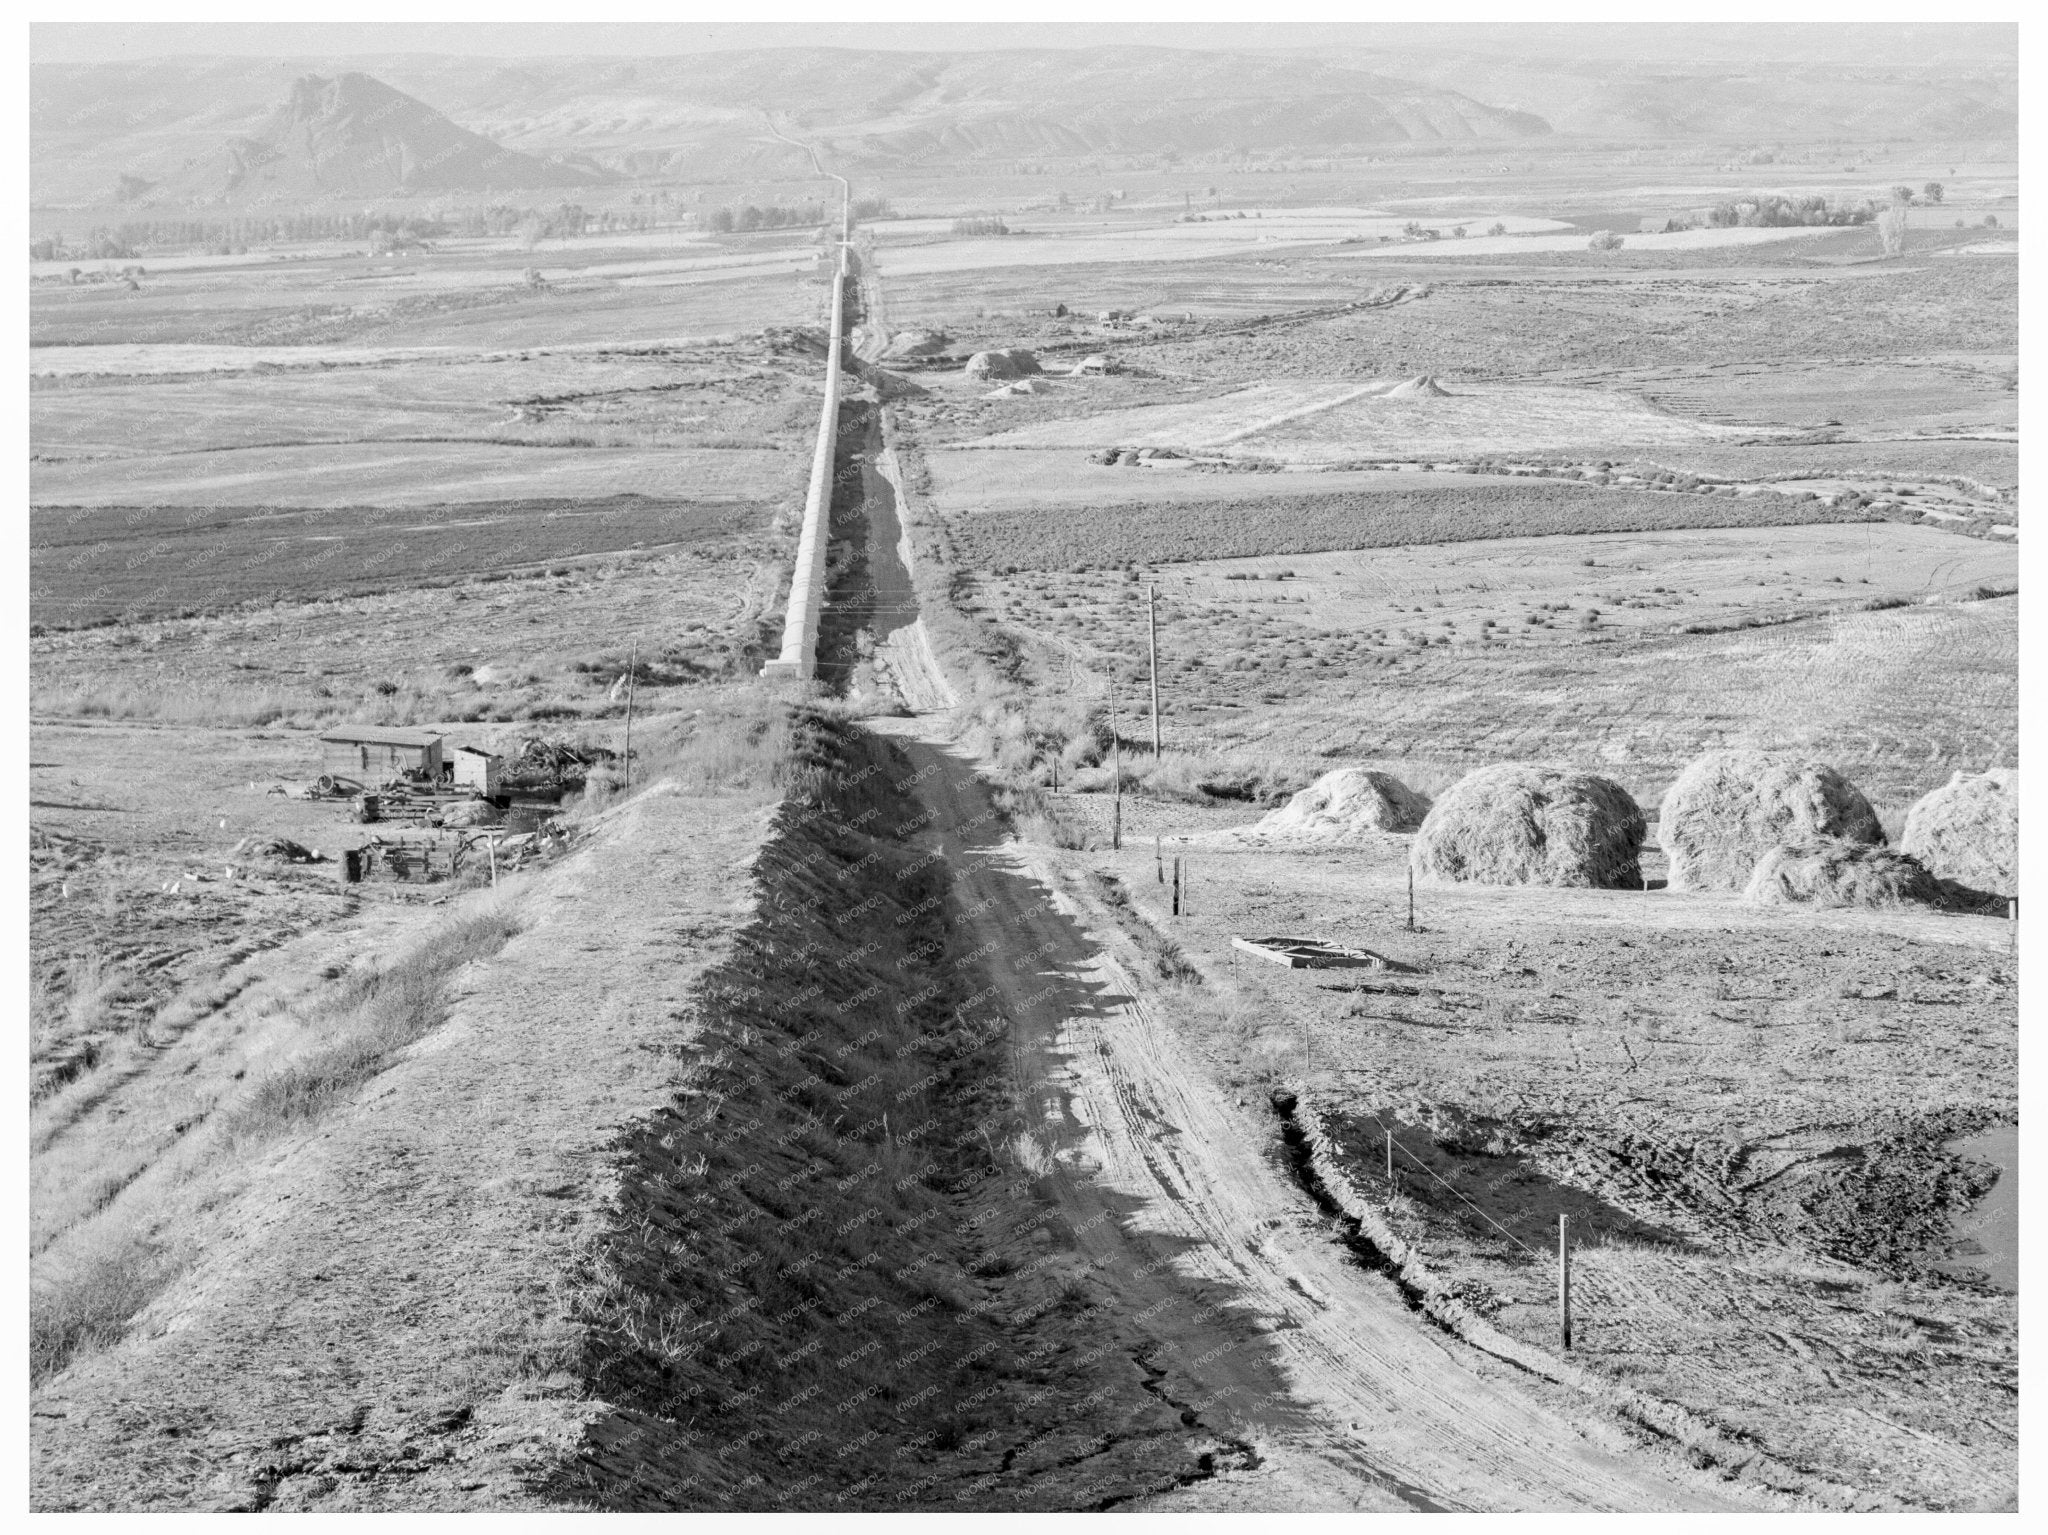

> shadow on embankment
[540,709,1300,1510]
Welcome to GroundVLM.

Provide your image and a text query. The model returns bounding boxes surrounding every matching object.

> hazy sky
[30,20,2017,65]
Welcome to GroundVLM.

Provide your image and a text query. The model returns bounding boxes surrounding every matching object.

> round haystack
[1659,750,1883,891]
[1410,764,1645,888]
[1386,374,1452,398]
[962,347,1041,380]
[1901,768,2016,898]
[1743,838,1945,909]
[1254,768,1432,843]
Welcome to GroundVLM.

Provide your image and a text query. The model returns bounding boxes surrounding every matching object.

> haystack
[962,348,1041,381]
[1410,764,1645,888]
[1901,767,2017,898]
[1659,750,1882,892]
[1253,768,1431,843]
[1743,838,1944,909]
[1386,374,1452,399]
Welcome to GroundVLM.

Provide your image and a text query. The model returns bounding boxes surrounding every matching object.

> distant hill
[35,69,610,206]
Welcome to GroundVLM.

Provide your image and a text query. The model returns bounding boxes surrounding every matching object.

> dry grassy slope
[30,778,777,1511]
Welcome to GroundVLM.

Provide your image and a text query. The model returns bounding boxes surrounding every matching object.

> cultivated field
[963,379,1770,458]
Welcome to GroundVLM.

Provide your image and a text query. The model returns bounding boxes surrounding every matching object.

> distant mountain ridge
[30,39,2018,208]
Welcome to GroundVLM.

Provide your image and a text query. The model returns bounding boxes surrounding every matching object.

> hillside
[1316,45,2018,143]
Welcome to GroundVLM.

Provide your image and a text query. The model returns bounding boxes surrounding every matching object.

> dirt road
[865,714,1761,1510]
[764,150,1758,1504]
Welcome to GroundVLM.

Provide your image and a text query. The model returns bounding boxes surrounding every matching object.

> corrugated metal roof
[317,726,445,748]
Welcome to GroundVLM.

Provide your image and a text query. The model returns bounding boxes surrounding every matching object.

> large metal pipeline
[760,190,852,681]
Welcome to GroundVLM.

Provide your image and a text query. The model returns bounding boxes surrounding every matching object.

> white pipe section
[761,192,853,681]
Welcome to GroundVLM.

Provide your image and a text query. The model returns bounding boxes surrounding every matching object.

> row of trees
[27,202,675,261]
[951,216,1010,236]
[697,195,894,234]
[701,202,825,233]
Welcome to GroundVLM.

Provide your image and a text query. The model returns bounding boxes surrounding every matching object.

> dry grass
[29,1230,165,1386]
[25,675,464,729]
[31,894,525,1385]
[220,903,522,1145]
[578,687,799,818]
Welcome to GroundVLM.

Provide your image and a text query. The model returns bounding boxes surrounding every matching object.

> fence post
[1558,1213,1573,1352]
[1407,866,1416,933]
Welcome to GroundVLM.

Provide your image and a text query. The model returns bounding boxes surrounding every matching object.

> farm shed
[318,726,446,783]
[451,745,504,797]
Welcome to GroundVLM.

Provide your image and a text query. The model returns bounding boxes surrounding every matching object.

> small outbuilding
[451,744,504,797]
[318,726,445,783]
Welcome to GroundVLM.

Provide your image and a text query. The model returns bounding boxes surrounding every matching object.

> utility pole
[1147,583,1161,757]
[623,640,638,793]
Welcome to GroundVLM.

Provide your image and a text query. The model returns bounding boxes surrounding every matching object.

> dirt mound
[1254,767,1431,842]
[963,348,1041,380]
[881,328,952,359]
[848,357,927,400]
[1411,763,1645,888]
[1385,374,1453,399]
[229,836,320,863]
[1743,837,1946,909]
[1659,750,1883,892]
[1901,767,2016,899]
[986,377,1054,398]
